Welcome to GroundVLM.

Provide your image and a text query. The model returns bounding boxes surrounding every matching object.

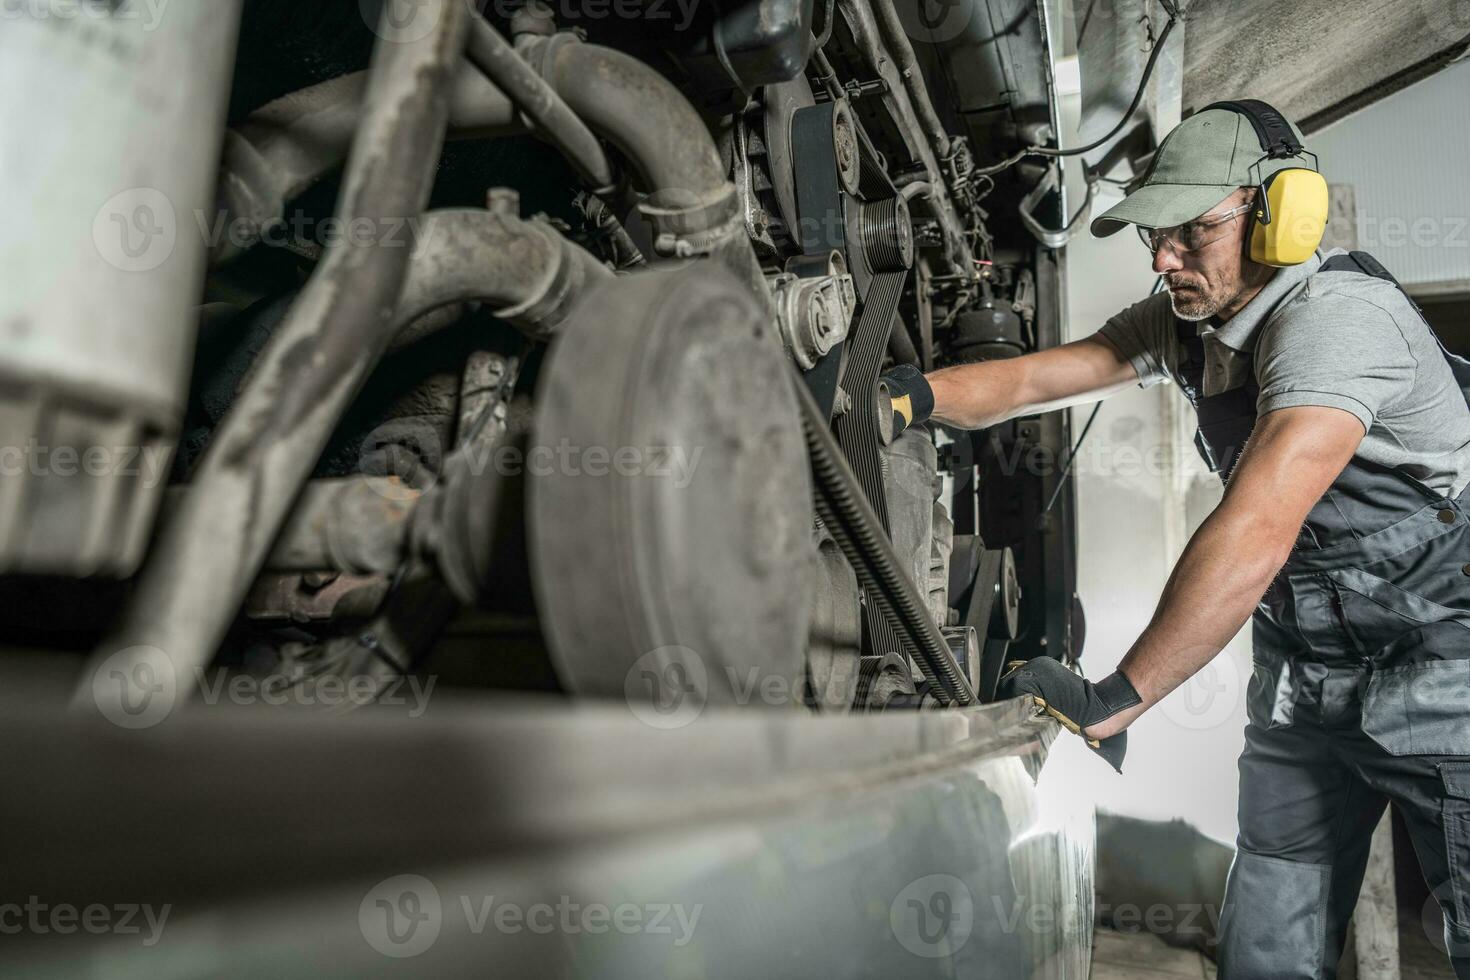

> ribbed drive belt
[834,269,906,660]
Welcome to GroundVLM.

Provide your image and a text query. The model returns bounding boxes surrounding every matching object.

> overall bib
[1177,253,1470,979]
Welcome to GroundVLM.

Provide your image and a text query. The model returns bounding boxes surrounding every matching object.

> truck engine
[1,0,1082,716]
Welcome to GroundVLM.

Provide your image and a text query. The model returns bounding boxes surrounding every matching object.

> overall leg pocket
[1247,655,1307,731]
[1441,764,1470,935]
[1328,565,1470,658]
[1362,655,1470,756]
[1218,848,1329,980]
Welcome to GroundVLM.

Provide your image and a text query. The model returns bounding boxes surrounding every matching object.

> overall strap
[1319,250,1414,304]
[1174,318,1260,479]
[1318,250,1470,400]
[1313,250,1470,509]
[1173,319,1206,403]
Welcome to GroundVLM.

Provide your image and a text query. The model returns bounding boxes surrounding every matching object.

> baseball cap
[1090,107,1309,237]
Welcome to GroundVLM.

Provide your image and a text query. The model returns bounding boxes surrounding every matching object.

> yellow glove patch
[1030,696,1102,750]
[891,393,914,427]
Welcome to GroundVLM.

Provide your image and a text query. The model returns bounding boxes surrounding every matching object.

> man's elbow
[1254,535,1297,587]
[1214,506,1299,585]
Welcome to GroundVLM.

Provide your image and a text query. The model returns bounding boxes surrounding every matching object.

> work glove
[998,657,1142,773]
[877,364,934,441]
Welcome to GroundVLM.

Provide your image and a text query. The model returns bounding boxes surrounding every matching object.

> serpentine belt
[789,100,913,669]
[834,270,906,662]
[795,370,976,707]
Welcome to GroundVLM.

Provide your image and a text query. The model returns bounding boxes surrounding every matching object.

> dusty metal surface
[1182,0,1470,133]
[529,265,813,708]
[0,692,1088,979]
[84,0,472,711]
[390,207,613,346]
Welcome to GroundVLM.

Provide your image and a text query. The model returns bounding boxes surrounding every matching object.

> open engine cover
[529,265,813,708]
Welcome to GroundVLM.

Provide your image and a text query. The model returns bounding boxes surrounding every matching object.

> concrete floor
[1089,928,1215,980]
[1089,921,1456,980]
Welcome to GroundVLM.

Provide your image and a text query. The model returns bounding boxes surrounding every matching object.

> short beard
[1166,281,1224,322]
[1169,292,1221,322]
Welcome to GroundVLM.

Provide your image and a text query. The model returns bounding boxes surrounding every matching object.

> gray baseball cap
[1090,107,1308,237]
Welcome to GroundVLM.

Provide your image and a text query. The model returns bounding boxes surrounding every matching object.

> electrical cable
[972,0,1178,178]
[1031,12,1176,159]
[1040,401,1101,517]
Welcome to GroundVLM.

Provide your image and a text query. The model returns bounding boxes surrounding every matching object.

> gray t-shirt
[1098,248,1470,497]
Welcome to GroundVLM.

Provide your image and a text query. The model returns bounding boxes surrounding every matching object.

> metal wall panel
[1310,59,1470,290]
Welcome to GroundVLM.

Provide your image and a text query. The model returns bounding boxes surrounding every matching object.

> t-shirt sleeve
[1254,289,1417,432]
[1096,291,1174,388]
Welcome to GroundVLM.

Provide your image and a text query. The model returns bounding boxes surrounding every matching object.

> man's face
[1147,188,1263,322]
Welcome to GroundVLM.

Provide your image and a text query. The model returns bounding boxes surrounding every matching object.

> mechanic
[881,100,1470,979]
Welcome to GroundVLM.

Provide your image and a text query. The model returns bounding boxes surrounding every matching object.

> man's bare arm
[1085,406,1366,739]
[928,335,1140,430]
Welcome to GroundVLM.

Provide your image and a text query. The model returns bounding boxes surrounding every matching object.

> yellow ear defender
[1202,99,1328,267]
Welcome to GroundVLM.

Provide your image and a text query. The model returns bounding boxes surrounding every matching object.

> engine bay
[0,0,1084,719]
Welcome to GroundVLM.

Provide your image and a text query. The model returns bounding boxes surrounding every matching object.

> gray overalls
[1175,252,1470,979]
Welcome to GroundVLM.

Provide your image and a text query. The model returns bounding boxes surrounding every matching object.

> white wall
[1052,183,1252,847]
[1042,90,1252,848]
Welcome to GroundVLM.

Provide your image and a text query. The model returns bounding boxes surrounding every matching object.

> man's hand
[997,656,1142,772]
[877,364,934,440]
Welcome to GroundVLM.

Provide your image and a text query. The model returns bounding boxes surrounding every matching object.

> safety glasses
[1137,202,1252,255]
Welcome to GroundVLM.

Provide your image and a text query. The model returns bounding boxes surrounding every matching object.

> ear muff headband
[1201,98,1303,159]
[1199,99,1328,266]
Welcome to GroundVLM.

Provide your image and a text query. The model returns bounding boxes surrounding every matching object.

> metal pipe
[82,0,472,712]
[214,62,520,265]
[168,478,421,575]
[1018,165,1099,249]
[810,47,844,101]
[391,206,614,349]
[869,0,951,160]
[517,28,775,316]
[216,29,771,316]
[464,14,615,193]
[834,0,975,279]
[520,33,728,212]
[899,180,934,203]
